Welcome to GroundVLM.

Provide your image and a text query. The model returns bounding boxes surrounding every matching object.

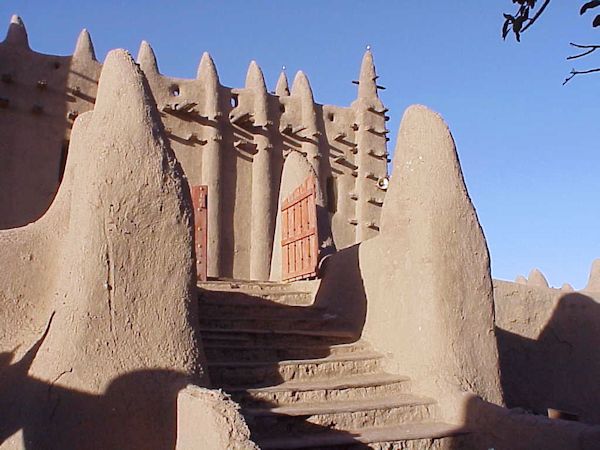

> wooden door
[281,176,319,281]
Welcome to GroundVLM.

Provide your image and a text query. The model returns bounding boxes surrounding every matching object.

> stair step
[198,316,342,333]
[255,422,465,449]
[200,334,351,348]
[199,279,318,291]
[199,328,355,348]
[208,352,383,386]
[228,373,411,406]
[246,393,432,416]
[204,342,370,363]
[244,394,437,438]
[199,280,308,292]
[198,302,326,319]
[198,286,313,306]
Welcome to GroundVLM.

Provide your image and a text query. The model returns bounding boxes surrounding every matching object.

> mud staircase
[198,281,465,449]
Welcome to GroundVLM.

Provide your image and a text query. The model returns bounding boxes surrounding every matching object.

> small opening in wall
[279,104,285,113]
[230,94,238,108]
[171,85,180,96]
[327,112,334,122]
[53,61,61,70]
[326,176,337,213]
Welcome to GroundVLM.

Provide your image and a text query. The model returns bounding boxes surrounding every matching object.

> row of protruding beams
[515,260,600,292]
[350,49,389,239]
[1,15,386,174]
[0,72,80,118]
[1,14,389,278]
[133,37,388,244]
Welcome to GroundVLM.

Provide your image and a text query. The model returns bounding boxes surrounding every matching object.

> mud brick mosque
[2,14,600,450]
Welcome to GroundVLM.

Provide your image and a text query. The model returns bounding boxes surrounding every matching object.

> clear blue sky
[2,1,599,288]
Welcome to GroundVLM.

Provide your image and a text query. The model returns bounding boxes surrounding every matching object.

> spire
[561,283,574,292]
[245,60,267,91]
[515,275,527,285]
[585,259,600,292]
[527,268,549,288]
[73,29,96,61]
[245,61,268,126]
[196,51,219,83]
[291,71,314,102]
[275,70,290,97]
[196,52,220,120]
[4,15,28,48]
[291,71,317,136]
[358,49,378,100]
[136,40,159,75]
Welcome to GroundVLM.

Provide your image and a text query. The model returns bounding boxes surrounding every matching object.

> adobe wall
[175,385,258,450]
[0,17,100,230]
[312,104,600,448]
[0,49,207,449]
[315,104,503,420]
[494,278,600,425]
[0,16,388,280]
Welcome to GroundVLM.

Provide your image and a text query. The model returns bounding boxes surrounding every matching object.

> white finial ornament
[282,65,286,71]
[366,45,371,51]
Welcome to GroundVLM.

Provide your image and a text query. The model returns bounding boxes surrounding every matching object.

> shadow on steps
[198,283,459,449]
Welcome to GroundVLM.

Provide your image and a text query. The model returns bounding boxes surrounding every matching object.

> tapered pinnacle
[358,50,378,100]
[74,29,96,61]
[136,40,159,74]
[275,71,290,97]
[5,14,28,48]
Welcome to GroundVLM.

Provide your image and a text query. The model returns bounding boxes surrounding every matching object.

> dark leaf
[502,20,511,39]
[516,31,521,42]
[503,13,514,20]
[594,14,600,26]
[513,17,523,33]
[581,0,600,15]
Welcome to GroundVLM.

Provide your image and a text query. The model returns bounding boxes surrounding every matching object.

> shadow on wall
[312,244,368,337]
[0,54,70,229]
[0,18,101,230]
[497,292,600,425]
[446,394,600,450]
[0,323,192,450]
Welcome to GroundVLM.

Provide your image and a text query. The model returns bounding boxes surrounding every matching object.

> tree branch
[522,0,552,33]
[567,42,600,60]
[563,67,600,84]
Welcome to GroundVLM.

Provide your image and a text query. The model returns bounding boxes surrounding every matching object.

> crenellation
[561,282,575,291]
[585,258,600,292]
[73,28,96,62]
[289,71,321,182]
[136,40,159,75]
[527,268,550,288]
[274,70,290,97]
[5,15,28,48]
[196,52,221,120]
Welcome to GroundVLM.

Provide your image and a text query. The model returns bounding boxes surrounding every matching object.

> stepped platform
[198,280,466,449]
